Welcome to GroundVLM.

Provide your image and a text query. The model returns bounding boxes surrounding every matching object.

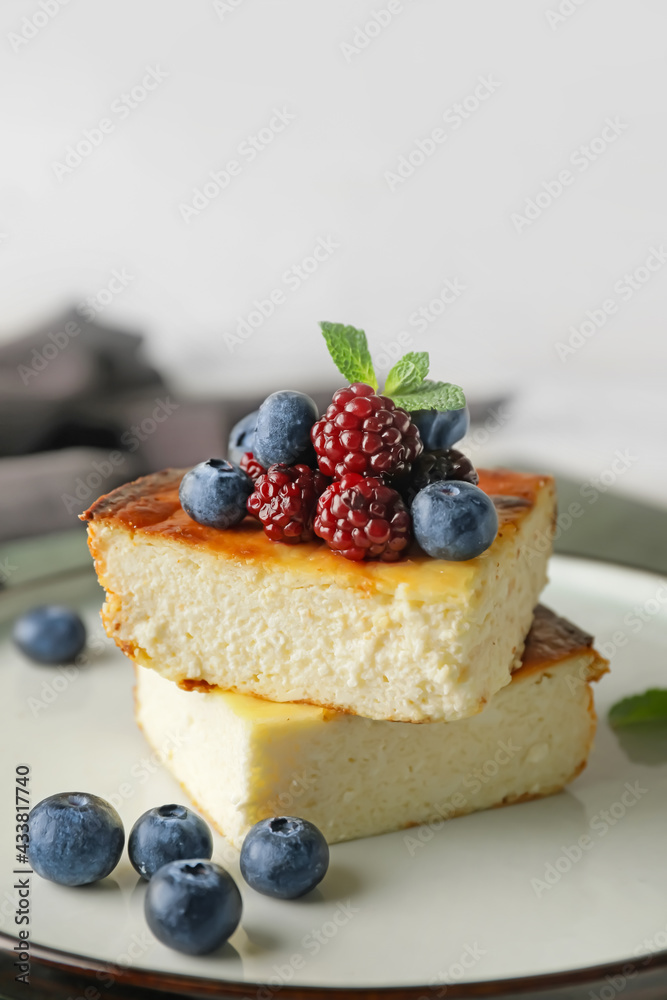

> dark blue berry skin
[254,391,319,468]
[13,606,86,665]
[240,816,329,899]
[28,793,124,886]
[145,860,242,955]
[179,459,253,529]
[129,804,213,881]
[411,480,498,561]
[412,406,469,452]
[228,410,258,466]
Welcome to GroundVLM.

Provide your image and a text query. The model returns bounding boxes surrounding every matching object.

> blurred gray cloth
[0,311,228,541]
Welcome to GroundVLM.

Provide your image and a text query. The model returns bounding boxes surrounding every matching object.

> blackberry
[393,449,479,506]
[314,474,411,562]
[247,464,329,543]
[311,383,422,479]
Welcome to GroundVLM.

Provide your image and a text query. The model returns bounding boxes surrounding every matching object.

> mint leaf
[320,322,377,390]
[389,380,466,413]
[384,352,429,397]
[608,689,667,728]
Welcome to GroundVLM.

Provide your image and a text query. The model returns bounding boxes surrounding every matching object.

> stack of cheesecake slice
[83,466,607,848]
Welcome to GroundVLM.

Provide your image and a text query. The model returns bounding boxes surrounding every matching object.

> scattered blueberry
[179,459,253,529]
[13,606,87,665]
[412,406,469,451]
[240,816,329,899]
[145,860,242,955]
[411,480,498,561]
[253,391,319,468]
[28,793,124,886]
[129,804,213,881]
[228,410,258,466]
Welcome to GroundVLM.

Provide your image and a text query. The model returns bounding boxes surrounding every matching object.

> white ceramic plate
[1,555,666,998]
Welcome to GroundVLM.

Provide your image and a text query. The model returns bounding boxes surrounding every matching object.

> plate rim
[3,552,667,997]
[2,929,666,999]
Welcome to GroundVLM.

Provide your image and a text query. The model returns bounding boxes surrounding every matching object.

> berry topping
[128,804,213,881]
[314,473,411,561]
[412,405,469,451]
[145,859,242,954]
[13,605,87,665]
[28,792,124,886]
[179,459,253,530]
[311,383,423,479]
[239,451,266,482]
[240,816,329,899]
[393,448,479,505]
[411,480,498,561]
[254,390,319,468]
[247,464,329,543]
[228,410,258,466]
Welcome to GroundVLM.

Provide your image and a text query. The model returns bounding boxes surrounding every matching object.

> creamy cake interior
[83,467,556,723]
[135,606,608,847]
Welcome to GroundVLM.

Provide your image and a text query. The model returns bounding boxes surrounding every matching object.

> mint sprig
[384,352,429,397]
[608,689,667,728]
[319,322,465,414]
[320,322,378,391]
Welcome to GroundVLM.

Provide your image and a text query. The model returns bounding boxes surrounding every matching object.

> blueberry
[145,860,242,955]
[129,804,213,881]
[411,480,498,561]
[240,816,329,899]
[228,410,258,466]
[179,459,253,529]
[28,792,124,886]
[13,606,86,665]
[253,391,319,468]
[412,406,469,451]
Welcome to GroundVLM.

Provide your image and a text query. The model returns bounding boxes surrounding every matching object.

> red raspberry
[311,383,423,479]
[239,451,266,482]
[247,464,329,543]
[314,474,411,562]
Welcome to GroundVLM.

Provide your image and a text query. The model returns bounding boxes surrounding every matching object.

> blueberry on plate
[28,792,124,886]
[129,804,213,881]
[13,605,86,665]
[240,816,329,899]
[253,391,319,468]
[145,859,242,955]
[228,410,258,466]
[412,406,469,451]
[411,480,498,561]
[179,459,253,529]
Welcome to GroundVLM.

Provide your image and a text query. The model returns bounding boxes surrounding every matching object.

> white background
[1,0,665,499]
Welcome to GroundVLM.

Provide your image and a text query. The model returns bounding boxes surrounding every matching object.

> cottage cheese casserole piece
[82,467,555,723]
[134,606,608,847]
